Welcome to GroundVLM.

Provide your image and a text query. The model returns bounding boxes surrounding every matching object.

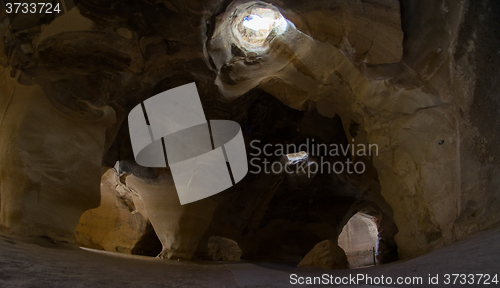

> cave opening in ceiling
[232,2,287,51]
[285,151,308,164]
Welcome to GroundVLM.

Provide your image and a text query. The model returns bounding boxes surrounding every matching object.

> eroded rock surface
[125,173,218,260]
[0,68,115,242]
[0,0,498,265]
[297,239,349,269]
[208,236,242,261]
[76,169,161,256]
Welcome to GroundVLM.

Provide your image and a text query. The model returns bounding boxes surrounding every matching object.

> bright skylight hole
[286,151,308,162]
[243,14,273,31]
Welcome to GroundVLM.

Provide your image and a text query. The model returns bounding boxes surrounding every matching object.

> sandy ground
[0,224,499,288]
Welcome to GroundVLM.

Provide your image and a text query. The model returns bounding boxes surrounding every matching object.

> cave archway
[338,202,399,267]
[338,212,378,268]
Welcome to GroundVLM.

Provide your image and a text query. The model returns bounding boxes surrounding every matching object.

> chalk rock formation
[298,240,349,269]
[0,0,498,266]
[76,169,161,256]
[125,173,218,260]
[0,68,115,242]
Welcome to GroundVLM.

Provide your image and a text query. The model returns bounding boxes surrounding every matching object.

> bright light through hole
[286,151,308,163]
[243,14,273,31]
[234,5,288,49]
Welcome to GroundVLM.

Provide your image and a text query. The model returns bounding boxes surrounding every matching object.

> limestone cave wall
[0,0,498,265]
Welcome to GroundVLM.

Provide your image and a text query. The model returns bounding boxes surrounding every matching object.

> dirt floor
[0,224,499,287]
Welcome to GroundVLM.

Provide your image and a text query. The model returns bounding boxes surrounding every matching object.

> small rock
[208,236,242,261]
[298,240,349,269]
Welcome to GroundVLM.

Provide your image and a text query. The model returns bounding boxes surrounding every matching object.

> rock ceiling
[0,0,499,264]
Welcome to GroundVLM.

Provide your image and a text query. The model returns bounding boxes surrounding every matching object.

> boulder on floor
[298,240,349,269]
[208,236,242,261]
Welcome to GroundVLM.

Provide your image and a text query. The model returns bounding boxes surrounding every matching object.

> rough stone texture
[125,173,218,260]
[0,0,498,265]
[75,169,161,256]
[0,68,115,242]
[276,0,404,65]
[297,239,349,269]
[450,0,500,245]
[1,223,500,287]
[206,0,500,260]
[207,236,242,261]
[189,102,398,262]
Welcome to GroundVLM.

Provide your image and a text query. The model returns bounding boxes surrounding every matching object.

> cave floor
[0,225,499,288]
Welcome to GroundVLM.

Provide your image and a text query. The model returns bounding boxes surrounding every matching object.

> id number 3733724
[5,2,62,14]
